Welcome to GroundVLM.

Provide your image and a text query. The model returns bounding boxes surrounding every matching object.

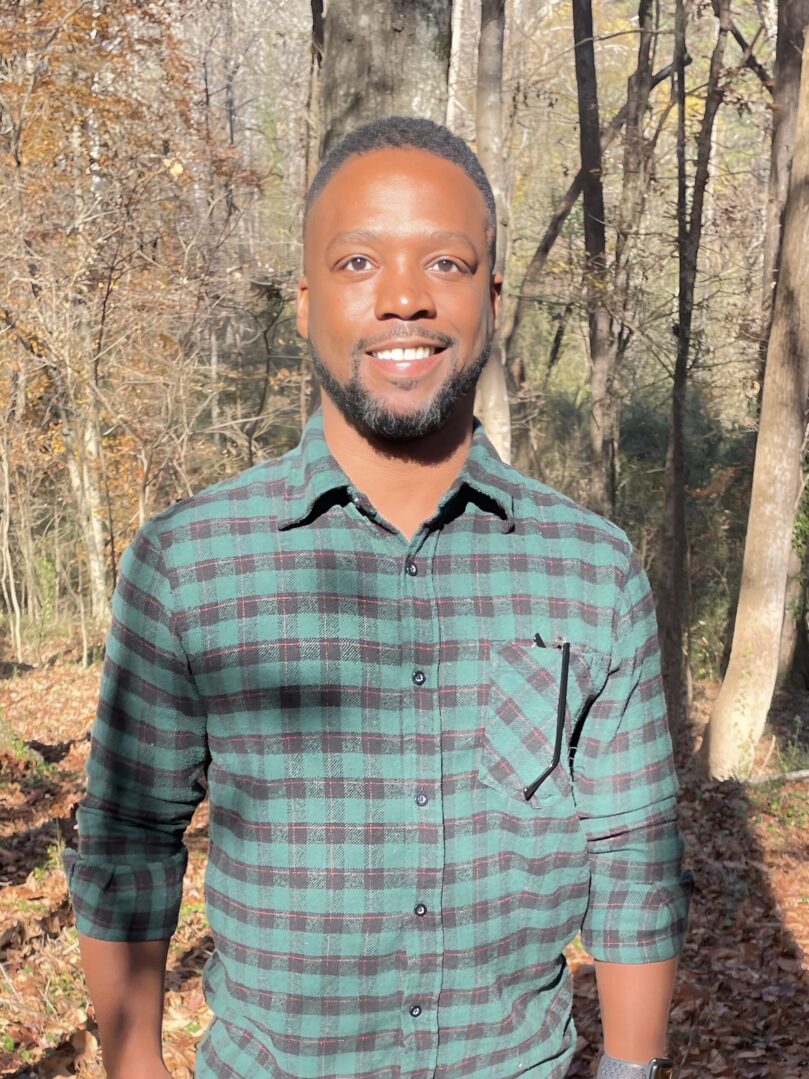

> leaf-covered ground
[1,668,807,1078]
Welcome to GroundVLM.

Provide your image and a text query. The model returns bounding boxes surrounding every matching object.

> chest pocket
[478,640,609,806]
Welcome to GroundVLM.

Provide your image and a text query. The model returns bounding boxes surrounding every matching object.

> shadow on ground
[568,686,809,1077]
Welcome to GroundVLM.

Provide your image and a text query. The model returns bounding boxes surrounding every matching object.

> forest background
[1,0,809,1076]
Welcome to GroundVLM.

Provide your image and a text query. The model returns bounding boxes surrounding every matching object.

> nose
[373,265,437,322]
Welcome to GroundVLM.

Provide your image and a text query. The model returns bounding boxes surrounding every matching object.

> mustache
[353,325,454,354]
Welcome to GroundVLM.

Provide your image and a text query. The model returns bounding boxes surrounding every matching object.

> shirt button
[414,903,427,917]
[405,559,418,576]
[412,670,426,686]
[409,1004,422,1018]
[415,791,428,807]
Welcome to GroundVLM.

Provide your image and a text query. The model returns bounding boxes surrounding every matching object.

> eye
[430,257,464,274]
[341,255,373,272]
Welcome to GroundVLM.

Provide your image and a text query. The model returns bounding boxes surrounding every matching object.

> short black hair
[304,116,497,265]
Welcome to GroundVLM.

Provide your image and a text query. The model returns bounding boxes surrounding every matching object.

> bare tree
[571,0,613,516]
[474,0,511,462]
[762,0,809,682]
[658,0,731,740]
[708,25,809,778]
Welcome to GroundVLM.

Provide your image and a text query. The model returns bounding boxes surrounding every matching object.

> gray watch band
[596,1054,674,1079]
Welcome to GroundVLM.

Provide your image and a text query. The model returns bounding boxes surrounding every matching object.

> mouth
[363,337,451,380]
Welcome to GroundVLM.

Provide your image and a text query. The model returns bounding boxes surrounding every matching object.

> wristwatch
[596,1054,674,1079]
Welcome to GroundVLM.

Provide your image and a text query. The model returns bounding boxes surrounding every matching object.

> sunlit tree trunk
[708,29,809,778]
[318,0,452,156]
[60,409,109,628]
[762,1,808,350]
[445,0,467,134]
[474,0,511,463]
[764,0,809,683]
[0,442,24,662]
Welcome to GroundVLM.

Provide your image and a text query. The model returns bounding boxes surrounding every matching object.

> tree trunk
[765,0,809,681]
[474,0,511,463]
[707,30,809,778]
[305,0,325,191]
[61,410,109,630]
[659,0,730,743]
[0,443,24,662]
[604,0,657,509]
[777,544,808,684]
[319,0,453,156]
[762,0,808,351]
[572,0,613,517]
[445,0,468,134]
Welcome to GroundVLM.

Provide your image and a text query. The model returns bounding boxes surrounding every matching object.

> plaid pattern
[65,412,692,1079]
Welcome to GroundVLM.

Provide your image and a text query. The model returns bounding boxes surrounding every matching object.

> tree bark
[707,30,809,778]
[61,411,109,629]
[659,0,730,742]
[474,0,511,463]
[0,443,24,662]
[762,0,807,339]
[571,0,613,517]
[318,0,453,157]
[777,544,808,684]
[764,0,809,682]
[445,0,468,134]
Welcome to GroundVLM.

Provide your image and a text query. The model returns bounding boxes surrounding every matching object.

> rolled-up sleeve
[572,548,693,964]
[64,523,208,941]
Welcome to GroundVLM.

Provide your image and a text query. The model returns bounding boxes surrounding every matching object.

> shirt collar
[277,411,515,532]
[436,418,516,533]
[277,411,351,529]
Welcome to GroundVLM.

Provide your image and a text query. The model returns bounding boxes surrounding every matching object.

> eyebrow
[325,228,480,253]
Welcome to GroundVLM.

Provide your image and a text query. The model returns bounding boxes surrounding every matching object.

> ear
[296,275,309,339]
[491,271,503,328]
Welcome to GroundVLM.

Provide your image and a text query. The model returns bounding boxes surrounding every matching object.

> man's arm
[571,547,692,1062]
[79,937,171,1079]
[595,957,677,1061]
[64,524,209,1075]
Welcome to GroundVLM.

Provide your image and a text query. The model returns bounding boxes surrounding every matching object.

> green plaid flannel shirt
[65,412,692,1078]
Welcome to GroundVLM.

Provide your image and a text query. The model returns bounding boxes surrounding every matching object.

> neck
[320,396,475,540]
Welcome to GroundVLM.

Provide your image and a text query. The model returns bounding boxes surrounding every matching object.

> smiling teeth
[372,346,437,361]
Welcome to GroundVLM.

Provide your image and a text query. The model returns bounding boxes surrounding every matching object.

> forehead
[304,147,489,248]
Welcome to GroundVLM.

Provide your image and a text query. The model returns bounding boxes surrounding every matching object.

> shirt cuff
[581,869,694,964]
[63,846,188,941]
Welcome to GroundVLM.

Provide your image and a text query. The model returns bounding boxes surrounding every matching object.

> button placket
[400,529,441,1073]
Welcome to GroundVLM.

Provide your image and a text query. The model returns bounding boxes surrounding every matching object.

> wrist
[596,1053,674,1079]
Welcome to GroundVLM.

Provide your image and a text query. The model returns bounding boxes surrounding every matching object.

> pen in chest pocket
[523,635,571,802]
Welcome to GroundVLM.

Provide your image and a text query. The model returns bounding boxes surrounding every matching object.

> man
[66,117,692,1079]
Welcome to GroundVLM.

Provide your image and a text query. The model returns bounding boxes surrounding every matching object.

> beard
[308,330,493,442]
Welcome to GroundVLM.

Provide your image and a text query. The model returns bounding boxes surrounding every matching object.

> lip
[365,336,449,354]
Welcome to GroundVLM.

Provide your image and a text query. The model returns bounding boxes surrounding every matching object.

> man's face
[297,147,501,441]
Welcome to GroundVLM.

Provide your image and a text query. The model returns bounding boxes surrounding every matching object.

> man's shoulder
[139,451,295,548]
[502,461,633,564]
